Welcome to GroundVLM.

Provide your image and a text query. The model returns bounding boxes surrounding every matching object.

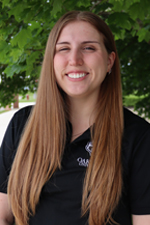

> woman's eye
[58,47,69,52]
[83,46,95,51]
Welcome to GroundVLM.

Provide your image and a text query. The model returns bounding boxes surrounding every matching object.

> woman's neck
[68,97,98,141]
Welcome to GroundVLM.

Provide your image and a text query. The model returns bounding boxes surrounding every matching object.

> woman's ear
[107,51,116,73]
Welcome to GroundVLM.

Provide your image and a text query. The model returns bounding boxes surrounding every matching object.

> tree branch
[90,0,103,12]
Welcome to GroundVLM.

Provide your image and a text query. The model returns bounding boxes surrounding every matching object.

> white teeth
[68,73,87,78]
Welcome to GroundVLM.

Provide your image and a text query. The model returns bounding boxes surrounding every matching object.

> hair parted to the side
[8,11,123,225]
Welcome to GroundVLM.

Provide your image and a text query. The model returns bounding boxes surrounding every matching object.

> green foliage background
[0,0,150,116]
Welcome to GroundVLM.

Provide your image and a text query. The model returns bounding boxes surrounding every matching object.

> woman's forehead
[57,21,103,43]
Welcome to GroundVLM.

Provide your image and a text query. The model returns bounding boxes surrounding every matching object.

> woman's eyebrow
[82,41,100,44]
[56,41,100,45]
[56,41,70,45]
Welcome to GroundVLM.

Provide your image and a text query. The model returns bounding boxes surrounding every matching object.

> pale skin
[0,21,150,225]
[54,21,115,140]
[0,193,14,225]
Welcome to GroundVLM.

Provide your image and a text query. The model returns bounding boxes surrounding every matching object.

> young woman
[0,11,150,225]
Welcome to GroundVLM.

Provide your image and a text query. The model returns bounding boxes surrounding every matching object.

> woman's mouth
[66,73,89,79]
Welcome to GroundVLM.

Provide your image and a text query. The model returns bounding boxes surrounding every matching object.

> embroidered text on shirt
[77,141,93,167]
[77,157,89,167]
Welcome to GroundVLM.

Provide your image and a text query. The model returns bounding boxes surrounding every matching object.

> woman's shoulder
[122,107,150,167]
[13,105,33,121]
[122,108,150,215]
[1,105,34,157]
[123,107,150,132]
[0,106,34,181]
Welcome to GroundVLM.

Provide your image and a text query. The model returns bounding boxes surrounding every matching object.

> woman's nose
[69,49,83,66]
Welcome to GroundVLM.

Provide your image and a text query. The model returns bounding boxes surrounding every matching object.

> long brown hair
[8,11,123,225]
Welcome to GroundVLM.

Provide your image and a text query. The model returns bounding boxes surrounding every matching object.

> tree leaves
[0,0,150,115]
[8,3,28,22]
[26,51,42,76]
[9,48,23,62]
[11,29,32,49]
[137,28,150,42]
[51,0,64,15]
[108,12,132,30]
[4,64,26,77]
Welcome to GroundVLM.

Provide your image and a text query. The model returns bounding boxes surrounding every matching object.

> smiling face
[54,21,115,101]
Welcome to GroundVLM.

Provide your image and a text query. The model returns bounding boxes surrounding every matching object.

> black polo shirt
[0,106,150,225]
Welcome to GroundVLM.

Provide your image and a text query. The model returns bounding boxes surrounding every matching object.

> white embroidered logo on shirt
[77,141,93,167]
[85,141,93,156]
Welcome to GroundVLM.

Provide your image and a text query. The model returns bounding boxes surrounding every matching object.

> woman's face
[54,21,115,101]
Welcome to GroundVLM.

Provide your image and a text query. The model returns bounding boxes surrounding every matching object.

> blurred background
[0,0,150,144]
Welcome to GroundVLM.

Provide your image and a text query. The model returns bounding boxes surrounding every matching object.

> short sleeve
[129,127,150,215]
[0,106,32,193]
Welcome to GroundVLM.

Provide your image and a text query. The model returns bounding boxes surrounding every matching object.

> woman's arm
[132,215,150,225]
[0,193,14,225]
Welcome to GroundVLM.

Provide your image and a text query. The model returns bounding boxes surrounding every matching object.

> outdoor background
[0,0,150,116]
